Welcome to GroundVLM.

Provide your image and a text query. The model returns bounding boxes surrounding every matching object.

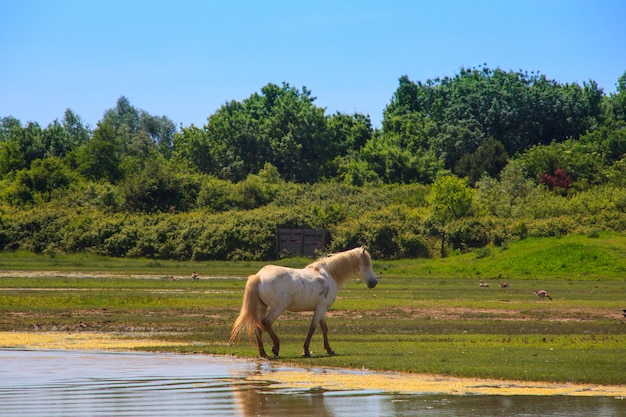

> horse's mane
[309,247,368,285]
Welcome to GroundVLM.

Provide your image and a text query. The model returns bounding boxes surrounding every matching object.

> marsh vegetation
[1,233,624,385]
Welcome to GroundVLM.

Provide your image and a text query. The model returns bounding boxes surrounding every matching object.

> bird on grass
[534,289,552,300]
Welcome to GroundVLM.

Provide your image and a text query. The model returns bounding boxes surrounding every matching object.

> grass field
[0,232,625,385]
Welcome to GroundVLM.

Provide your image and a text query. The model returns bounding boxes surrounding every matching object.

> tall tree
[139,112,176,157]
[171,124,215,174]
[204,83,330,182]
[62,109,90,147]
[383,67,605,173]
[0,117,27,175]
[102,96,140,133]
[454,136,509,184]
[428,175,474,256]
[74,122,122,182]
[101,96,176,160]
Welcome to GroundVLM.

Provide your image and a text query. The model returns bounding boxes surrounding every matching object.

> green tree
[454,136,509,184]
[62,109,90,148]
[383,68,604,170]
[204,83,331,182]
[20,122,46,167]
[73,122,122,182]
[171,124,215,174]
[359,129,443,184]
[119,155,192,212]
[102,96,176,160]
[205,99,267,181]
[0,116,22,142]
[257,83,330,182]
[42,120,72,158]
[0,140,25,177]
[139,112,176,157]
[102,96,140,133]
[5,157,74,204]
[327,112,373,155]
[0,117,28,176]
[518,141,606,187]
[325,112,373,178]
[476,159,537,217]
[428,175,474,256]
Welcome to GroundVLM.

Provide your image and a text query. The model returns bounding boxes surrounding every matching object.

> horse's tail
[229,274,263,345]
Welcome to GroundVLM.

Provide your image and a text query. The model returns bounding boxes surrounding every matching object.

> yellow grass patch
[248,370,626,397]
[0,331,186,351]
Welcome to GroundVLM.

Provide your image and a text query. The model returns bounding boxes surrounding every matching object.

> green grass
[1,232,625,385]
[2,232,626,280]
[380,232,626,281]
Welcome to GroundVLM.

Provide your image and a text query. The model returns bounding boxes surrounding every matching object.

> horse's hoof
[302,352,312,358]
[328,351,336,356]
[272,347,279,356]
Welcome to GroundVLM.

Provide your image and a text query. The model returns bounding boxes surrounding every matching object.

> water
[0,350,623,417]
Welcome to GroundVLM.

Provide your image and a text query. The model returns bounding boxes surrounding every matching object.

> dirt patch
[328,306,619,322]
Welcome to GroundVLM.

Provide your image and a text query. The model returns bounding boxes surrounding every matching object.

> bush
[3,179,626,261]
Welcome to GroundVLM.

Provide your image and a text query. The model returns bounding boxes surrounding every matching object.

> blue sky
[1,0,625,129]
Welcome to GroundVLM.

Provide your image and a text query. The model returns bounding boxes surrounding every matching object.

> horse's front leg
[303,311,325,357]
[319,319,335,355]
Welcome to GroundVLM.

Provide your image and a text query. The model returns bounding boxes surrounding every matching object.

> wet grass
[1,273,624,385]
[1,233,626,385]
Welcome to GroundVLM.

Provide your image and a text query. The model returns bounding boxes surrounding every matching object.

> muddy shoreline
[2,331,624,398]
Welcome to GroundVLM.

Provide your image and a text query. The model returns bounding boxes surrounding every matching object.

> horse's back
[256,264,336,312]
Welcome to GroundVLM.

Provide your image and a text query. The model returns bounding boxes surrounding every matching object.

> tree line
[1,66,625,260]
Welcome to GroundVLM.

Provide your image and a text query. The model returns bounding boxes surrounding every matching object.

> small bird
[479,280,489,287]
[499,282,509,288]
[534,289,552,300]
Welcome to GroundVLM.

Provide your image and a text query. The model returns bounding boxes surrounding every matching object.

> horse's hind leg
[260,305,285,357]
[262,318,280,357]
[319,319,335,355]
[254,302,269,358]
[255,327,268,358]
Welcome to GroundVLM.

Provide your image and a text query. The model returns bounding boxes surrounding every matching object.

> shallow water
[0,350,623,417]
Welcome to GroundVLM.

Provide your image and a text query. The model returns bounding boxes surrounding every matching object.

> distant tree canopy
[0,67,625,212]
[1,67,626,260]
[383,67,605,176]
[173,82,373,183]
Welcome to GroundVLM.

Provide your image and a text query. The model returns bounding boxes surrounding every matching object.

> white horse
[229,247,379,358]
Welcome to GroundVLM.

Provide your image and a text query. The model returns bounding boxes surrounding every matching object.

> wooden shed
[276,228,329,258]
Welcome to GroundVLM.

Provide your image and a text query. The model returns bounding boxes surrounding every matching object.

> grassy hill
[381,232,626,282]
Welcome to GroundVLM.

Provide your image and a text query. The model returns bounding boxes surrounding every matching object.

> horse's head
[356,247,378,289]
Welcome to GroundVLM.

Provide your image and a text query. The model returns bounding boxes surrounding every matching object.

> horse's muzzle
[367,278,378,289]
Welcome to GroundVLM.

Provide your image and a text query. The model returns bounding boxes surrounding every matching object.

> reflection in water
[234,384,335,417]
[0,350,624,417]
